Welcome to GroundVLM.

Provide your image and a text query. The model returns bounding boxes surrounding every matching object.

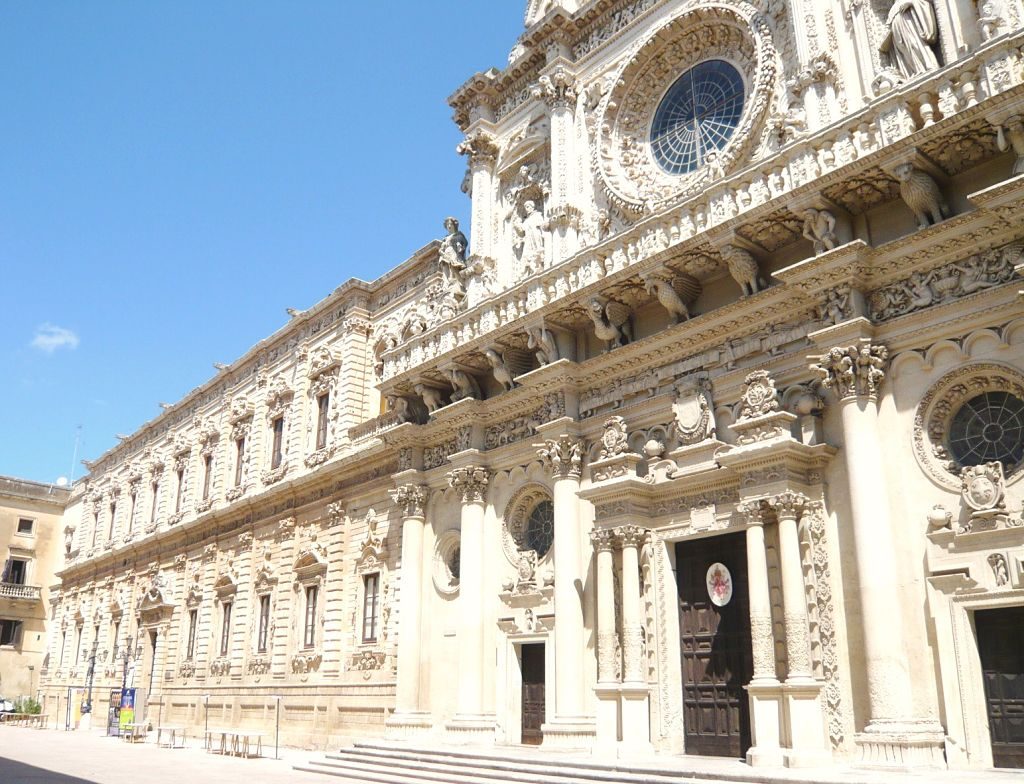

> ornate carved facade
[31,0,1024,773]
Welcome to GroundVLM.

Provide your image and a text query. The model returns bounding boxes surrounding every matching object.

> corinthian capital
[590,528,617,552]
[531,66,577,109]
[737,500,766,525]
[456,130,499,168]
[537,436,584,479]
[811,342,889,400]
[768,491,809,519]
[390,485,430,518]
[616,524,648,549]
[447,466,489,504]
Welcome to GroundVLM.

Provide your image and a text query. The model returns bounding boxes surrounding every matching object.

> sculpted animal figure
[414,383,445,413]
[641,270,701,323]
[721,246,764,296]
[527,325,559,365]
[447,368,482,402]
[483,348,516,392]
[895,163,949,229]
[585,297,633,350]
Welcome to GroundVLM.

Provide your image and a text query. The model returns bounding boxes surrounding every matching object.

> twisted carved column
[388,484,431,722]
[768,492,813,681]
[590,528,618,685]
[739,501,777,683]
[617,525,647,684]
[446,466,490,725]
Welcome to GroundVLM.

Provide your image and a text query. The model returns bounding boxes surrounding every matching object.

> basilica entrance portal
[676,533,752,758]
[520,643,545,746]
[975,606,1024,768]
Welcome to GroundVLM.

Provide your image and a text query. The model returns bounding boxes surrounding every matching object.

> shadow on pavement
[0,757,99,784]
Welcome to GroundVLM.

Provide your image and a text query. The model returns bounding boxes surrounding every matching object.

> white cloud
[31,323,80,354]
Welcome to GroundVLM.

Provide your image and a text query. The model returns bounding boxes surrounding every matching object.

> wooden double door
[976,607,1024,768]
[520,643,545,745]
[676,533,753,758]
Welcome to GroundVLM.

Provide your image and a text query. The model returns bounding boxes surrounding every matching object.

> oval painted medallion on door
[706,562,733,607]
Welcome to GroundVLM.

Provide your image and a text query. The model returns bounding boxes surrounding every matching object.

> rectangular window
[362,574,379,644]
[93,624,100,657]
[16,518,33,535]
[270,417,284,469]
[59,630,67,667]
[234,438,246,487]
[150,481,159,523]
[257,595,270,654]
[186,609,197,660]
[220,602,232,657]
[174,468,185,513]
[127,493,137,534]
[74,625,83,665]
[108,502,116,540]
[202,454,213,500]
[112,620,121,654]
[0,620,22,647]
[2,558,28,585]
[303,586,318,649]
[315,393,330,451]
[92,512,100,547]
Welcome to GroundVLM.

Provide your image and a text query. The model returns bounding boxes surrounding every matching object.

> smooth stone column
[537,436,595,748]
[618,525,652,753]
[741,501,784,767]
[813,341,943,766]
[445,466,494,743]
[590,528,619,752]
[771,492,829,768]
[385,483,433,739]
[456,131,499,260]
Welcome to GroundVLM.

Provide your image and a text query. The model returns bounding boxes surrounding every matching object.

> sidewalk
[0,726,331,784]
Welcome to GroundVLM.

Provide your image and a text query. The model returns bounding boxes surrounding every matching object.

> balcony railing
[0,583,42,601]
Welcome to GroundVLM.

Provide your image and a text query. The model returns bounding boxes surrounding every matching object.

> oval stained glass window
[948,391,1024,471]
[650,59,745,175]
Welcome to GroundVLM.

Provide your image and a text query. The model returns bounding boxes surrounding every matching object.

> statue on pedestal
[882,0,940,80]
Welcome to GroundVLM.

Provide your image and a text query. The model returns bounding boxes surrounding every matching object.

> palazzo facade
[35,0,1024,772]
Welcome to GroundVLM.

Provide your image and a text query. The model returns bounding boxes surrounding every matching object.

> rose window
[525,500,554,558]
[650,59,745,175]
[948,391,1024,470]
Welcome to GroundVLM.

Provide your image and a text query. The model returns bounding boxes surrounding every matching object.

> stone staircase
[293,741,890,784]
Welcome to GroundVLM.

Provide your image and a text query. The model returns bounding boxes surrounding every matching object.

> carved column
[812,341,943,765]
[385,483,432,738]
[590,528,619,749]
[533,66,579,264]
[769,492,814,681]
[445,465,495,742]
[617,525,652,752]
[741,501,784,767]
[537,436,595,746]
[456,131,499,259]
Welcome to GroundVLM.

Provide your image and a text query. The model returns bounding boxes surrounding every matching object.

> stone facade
[27,0,1024,771]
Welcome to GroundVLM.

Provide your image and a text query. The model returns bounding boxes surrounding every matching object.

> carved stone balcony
[0,583,42,601]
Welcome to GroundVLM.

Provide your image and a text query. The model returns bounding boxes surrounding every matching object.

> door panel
[521,644,545,746]
[976,607,1024,769]
[677,533,752,758]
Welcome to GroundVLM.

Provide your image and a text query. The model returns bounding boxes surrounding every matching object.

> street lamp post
[82,642,98,715]
[27,665,35,699]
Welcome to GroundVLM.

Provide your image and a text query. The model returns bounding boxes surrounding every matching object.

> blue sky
[1,2,524,483]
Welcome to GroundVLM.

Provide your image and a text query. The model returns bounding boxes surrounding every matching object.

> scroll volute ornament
[537,436,584,479]
[812,343,889,401]
[391,485,430,519]
[447,466,489,504]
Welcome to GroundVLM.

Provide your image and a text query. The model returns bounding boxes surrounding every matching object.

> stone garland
[650,529,684,741]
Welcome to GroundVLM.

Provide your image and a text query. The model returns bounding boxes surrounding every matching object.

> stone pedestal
[746,682,785,767]
[782,682,831,768]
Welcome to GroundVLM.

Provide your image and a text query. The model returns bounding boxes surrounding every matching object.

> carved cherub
[802,208,838,255]
[414,383,445,413]
[585,296,633,350]
[895,163,949,229]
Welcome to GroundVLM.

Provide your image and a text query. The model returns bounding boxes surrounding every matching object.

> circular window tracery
[525,500,554,558]
[948,391,1024,470]
[432,530,461,596]
[650,60,745,175]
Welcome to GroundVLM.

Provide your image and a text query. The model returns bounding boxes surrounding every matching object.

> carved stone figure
[895,163,949,228]
[802,208,838,255]
[387,395,413,424]
[447,368,482,402]
[988,553,1010,586]
[721,246,764,296]
[961,462,1007,515]
[512,200,547,274]
[415,383,446,413]
[672,376,715,445]
[737,370,780,421]
[438,217,469,299]
[585,296,633,350]
[978,1,1006,41]
[599,416,629,460]
[996,117,1024,176]
[483,348,527,392]
[641,270,701,322]
[527,325,559,366]
[819,287,851,325]
[882,1,940,80]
